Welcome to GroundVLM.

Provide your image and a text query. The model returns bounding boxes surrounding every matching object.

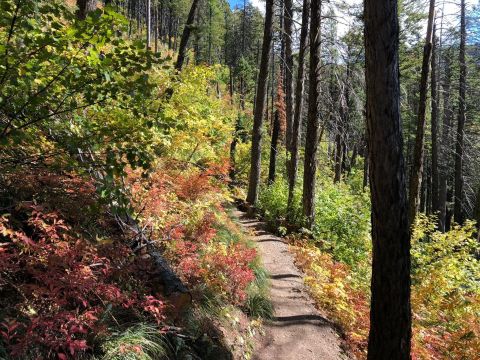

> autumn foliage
[0,159,258,359]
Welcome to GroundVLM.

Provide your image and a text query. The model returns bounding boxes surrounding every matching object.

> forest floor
[232,208,348,360]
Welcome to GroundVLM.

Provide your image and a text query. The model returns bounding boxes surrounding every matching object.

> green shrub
[257,178,303,230]
[313,177,371,267]
[257,170,371,267]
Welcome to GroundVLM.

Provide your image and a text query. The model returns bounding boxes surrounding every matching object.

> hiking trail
[232,208,348,360]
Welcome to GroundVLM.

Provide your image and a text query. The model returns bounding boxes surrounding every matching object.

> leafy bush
[312,177,371,267]
[411,215,480,359]
[0,203,166,359]
[291,243,370,358]
[257,171,371,266]
[292,215,480,360]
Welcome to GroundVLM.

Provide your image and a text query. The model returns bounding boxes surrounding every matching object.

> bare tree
[431,23,440,216]
[408,0,436,226]
[454,0,467,224]
[287,0,310,217]
[246,0,275,205]
[147,0,152,49]
[284,0,295,165]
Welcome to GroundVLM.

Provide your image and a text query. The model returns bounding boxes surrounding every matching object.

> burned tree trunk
[364,0,412,358]
[287,0,310,216]
[246,0,275,205]
[454,0,467,224]
[76,0,97,20]
[302,0,322,228]
[175,0,200,71]
[408,0,435,226]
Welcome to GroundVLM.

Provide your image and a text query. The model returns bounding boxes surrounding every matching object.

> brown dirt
[233,209,348,360]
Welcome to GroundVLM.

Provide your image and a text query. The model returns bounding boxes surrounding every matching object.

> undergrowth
[256,164,480,359]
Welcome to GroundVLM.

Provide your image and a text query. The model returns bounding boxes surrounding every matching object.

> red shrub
[0,205,165,359]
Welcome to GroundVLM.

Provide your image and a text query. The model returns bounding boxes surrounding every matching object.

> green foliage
[257,168,371,267]
[257,178,303,229]
[312,175,371,267]
[0,1,161,142]
[245,259,274,319]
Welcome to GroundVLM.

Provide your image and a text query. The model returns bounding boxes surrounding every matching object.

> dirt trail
[233,209,347,360]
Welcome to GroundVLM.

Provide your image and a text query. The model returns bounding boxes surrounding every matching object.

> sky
[228,0,264,12]
[228,0,478,39]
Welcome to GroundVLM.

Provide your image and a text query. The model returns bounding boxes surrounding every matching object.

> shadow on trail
[269,273,301,280]
[270,314,333,327]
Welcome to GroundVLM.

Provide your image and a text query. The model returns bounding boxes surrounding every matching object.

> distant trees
[364,0,412,358]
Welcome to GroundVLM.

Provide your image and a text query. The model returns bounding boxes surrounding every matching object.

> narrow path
[232,209,347,360]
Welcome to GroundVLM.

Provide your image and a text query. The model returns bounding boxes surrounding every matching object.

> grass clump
[101,324,169,360]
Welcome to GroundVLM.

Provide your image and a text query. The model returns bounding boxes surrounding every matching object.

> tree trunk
[474,187,480,241]
[268,111,281,185]
[76,0,97,20]
[246,0,275,205]
[431,24,440,215]
[364,0,412,358]
[408,0,435,226]
[287,0,310,215]
[334,131,343,183]
[438,52,452,232]
[175,0,200,71]
[363,146,369,191]
[302,0,322,228]
[146,0,152,49]
[454,0,467,224]
[284,0,295,158]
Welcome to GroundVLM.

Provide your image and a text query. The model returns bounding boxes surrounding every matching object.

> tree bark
[363,139,369,191]
[146,0,152,49]
[302,0,322,228]
[268,111,281,185]
[454,0,467,224]
[408,0,435,226]
[284,0,295,156]
[287,0,310,216]
[175,0,200,71]
[431,24,440,215]
[334,131,343,183]
[246,0,275,205]
[474,187,480,241]
[76,0,97,20]
[364,0,412,358]
[438,52,452,232]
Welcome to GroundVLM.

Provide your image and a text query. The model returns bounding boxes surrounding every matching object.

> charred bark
[302,0,322,228]
[364,0,412,357]
[246,0,275,205]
